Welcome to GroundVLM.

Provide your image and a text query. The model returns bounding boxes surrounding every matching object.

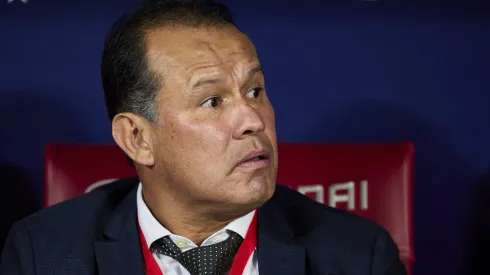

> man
[1,0,407,274]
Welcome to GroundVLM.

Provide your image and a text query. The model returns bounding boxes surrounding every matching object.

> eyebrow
[191,65,264,89]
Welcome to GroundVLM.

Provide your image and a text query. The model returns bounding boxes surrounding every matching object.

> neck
[141,183,245,245]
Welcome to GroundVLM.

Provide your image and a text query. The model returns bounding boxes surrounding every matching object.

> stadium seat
[44,142,414,273]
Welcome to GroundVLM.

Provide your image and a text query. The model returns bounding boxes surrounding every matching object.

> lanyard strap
[138,212,257,275]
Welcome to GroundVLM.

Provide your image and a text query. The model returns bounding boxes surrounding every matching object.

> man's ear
[112,113,155,167]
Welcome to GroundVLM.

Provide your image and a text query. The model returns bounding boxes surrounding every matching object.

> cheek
[262,105,276,135]
[182,120,229,145]
[168,120,231,187]
[261,97,275,123]
[262,105,278,160]
[166,116,231,164]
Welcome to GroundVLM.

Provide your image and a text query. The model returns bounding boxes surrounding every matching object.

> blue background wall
[1,1,489,274]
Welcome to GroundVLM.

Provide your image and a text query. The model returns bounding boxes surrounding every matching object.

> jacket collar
[94,178,145,275]
[257,186,306,275]
[94,179,305,275]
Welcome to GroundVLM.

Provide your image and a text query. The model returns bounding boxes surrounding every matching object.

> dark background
[1,0,489,274]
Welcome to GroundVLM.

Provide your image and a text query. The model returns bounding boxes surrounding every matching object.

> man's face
[145,26,277,212]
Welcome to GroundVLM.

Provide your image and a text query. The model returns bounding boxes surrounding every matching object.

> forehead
[145,26,259,80]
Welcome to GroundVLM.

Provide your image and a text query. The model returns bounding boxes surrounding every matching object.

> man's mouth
[236,150,270,169]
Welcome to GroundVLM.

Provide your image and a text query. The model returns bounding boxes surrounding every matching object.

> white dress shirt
[137,183,259,275]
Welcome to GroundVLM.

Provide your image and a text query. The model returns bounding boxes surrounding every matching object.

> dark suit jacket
[1,177,407,275]
[0,164,38,252]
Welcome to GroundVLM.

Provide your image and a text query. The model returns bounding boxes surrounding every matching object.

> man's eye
[246,87,263,99]
[201,97,222,108]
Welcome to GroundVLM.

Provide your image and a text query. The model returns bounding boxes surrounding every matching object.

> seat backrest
[44,142,414,273]
[44,144,137,207]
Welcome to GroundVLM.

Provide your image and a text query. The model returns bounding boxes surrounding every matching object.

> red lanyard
[138,212,257,275]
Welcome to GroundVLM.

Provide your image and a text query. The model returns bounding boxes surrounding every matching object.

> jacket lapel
[94,183,145,275]
[92,180,307,275]
[257,196,306,275]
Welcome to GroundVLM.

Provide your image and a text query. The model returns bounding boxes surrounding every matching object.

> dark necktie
[150,230,244,275]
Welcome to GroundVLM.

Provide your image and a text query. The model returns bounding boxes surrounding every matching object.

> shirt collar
[136,183,255,249]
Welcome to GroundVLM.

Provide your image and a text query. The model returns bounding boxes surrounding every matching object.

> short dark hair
[101,0,236,123]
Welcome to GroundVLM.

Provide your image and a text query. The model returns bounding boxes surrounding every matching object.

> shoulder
[269,185,406,273]
[17,177,138,244]
[271,184,386,244]
[1,178,138,274]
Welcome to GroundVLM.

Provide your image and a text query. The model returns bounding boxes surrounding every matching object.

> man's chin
[236,180,275,207]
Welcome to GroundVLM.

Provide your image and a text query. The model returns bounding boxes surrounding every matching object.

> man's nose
[231,102,266,140]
